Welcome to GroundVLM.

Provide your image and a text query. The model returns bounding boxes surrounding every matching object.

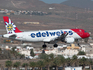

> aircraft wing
[2,34,17,39]
[9,34,17,39]
[43,37,57,42]
[43,33,68,42]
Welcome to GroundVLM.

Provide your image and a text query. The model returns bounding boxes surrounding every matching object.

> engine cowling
[65,37,75,43]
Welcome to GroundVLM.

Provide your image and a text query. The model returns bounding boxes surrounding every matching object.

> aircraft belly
[25,36,44,42]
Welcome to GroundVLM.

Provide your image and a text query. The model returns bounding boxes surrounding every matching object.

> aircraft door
[22,34,26,41]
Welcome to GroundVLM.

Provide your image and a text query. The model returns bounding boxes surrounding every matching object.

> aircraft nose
[87,32,90,37]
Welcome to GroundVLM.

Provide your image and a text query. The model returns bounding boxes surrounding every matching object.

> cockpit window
[84,31,87,33]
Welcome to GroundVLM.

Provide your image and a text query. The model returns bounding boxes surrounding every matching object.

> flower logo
[5,19,16,34]
[7,24,13,31]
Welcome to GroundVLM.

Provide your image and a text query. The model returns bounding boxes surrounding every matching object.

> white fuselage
[3,29,81,42]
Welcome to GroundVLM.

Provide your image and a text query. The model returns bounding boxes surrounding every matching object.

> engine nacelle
[65,37,75,43]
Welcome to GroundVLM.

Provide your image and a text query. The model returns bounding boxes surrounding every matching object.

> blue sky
[40,0,67,4]
[40,0,93,4]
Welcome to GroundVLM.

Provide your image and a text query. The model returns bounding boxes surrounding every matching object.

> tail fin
[3,16,22,34]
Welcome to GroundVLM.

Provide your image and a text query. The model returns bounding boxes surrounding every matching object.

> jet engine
[65,37,75,43]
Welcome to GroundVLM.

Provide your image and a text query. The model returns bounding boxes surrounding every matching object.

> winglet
[3,16,22,34]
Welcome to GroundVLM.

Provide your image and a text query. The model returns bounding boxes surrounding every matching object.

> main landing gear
[42,43,58,48]
[53,44,58,47]
[42,43,47,48]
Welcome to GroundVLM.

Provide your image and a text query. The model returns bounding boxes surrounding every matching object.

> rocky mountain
[61,0,93,10]
[0,0,47,10]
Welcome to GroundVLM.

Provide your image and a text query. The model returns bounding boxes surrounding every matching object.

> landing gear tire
[53,44,58,47]
[77,43,80,47]
[42,44,47,48]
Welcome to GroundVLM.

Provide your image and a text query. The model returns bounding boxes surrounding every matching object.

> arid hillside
[0,0,47,10]
[0,0,93,36]
[61,0,93,10]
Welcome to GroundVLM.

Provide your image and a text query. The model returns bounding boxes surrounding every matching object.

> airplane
[2,16,90,48]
